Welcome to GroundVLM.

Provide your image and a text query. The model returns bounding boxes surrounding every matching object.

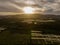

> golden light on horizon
[23,7,35,14]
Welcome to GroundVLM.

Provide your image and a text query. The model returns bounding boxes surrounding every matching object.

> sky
[0,0,60,15]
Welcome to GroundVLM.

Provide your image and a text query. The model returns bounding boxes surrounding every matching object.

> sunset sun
[23,7,35,14]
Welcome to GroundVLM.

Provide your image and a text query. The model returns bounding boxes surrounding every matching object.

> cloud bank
[0,0,60,15]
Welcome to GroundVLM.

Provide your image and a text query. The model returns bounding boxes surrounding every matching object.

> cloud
[34,0,60,14]
[0,0,60,15]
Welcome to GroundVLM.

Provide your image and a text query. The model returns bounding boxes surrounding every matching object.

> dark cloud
[47,0,55,3]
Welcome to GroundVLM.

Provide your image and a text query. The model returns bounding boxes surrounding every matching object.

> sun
[23,7,35,14]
